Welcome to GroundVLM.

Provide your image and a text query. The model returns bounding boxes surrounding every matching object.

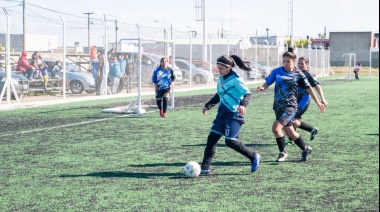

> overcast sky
[1,0,379,46]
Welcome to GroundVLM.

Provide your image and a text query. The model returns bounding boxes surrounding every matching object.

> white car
[43,58,95,94]
[174,59,213,84]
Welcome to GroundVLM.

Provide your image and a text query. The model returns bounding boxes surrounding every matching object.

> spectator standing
[108,57,121,94]
[107,48,116,61]
[125,58,136,93]
[95,55,105,95]
[16,51,35,80]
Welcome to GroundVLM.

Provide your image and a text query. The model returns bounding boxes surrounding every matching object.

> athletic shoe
[301,145,313,161]
[276,151,288,162]
[162,113,167,118]
[200,169,211,176]
[251,153,261,172]
[159,110,164,117]
[310,128,319,141]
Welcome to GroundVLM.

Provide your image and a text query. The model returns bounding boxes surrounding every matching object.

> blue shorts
[295,96,311,119]
[210,117,242,141]
[275,110,296,127]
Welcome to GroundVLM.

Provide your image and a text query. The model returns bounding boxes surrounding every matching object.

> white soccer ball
[183,161,201,177]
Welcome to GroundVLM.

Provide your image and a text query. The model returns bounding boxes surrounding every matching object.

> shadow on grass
[182,143,277,147]
[59,171,245,179]
[59,172,181,179]
[366,133,379,136]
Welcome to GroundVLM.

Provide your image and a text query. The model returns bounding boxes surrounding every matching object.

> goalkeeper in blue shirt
[152,57,176,118]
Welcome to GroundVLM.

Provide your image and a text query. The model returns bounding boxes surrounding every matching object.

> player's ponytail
[282,46,297,60]
[216,55,251,72]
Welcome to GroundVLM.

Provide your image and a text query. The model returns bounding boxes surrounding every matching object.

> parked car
[42,58,95,94]
[188,59,219,81]
[174,59,213,84]
[144,53,183,84]
[0,69,29,99]
[115,52,183,84]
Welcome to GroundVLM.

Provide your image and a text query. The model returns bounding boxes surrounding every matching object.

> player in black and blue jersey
[257,48,325,162]
[152,57,176,118]
[200,55,260,176]
[287,57,328,144]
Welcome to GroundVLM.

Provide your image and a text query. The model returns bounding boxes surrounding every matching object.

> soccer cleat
[200,169,211,176]
[286,138,295,145]
[159,110,164,117]
[310,128,319,141]
[276,151,288,162]
[162,113,167,118]
[301,145,313,161]
[251,153,261,172]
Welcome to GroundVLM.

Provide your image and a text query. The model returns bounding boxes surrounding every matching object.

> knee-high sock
[156,100,162,110]
[201,132,222,170]
[299,121,314,132]
[163,97,168,113]
[293,136,307,150]
[225,139,256,162]
[276,137,286,152]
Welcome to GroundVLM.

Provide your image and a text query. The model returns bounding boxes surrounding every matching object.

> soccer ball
[183,161,201,177]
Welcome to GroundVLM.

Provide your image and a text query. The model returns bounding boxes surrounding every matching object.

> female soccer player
[200,55,260,176]
[288,57,328,143]
[152,57,176,118]
[257,48,325,162]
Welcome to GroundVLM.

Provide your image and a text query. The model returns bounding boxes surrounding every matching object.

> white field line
[1,111,157,138]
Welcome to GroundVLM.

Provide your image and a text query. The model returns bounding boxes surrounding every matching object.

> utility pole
[115,20,118,51]
[83,12,93,54]
[23,0,26,50]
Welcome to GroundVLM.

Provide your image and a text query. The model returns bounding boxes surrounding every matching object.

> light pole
[154,20,168,40]
[221,21,224,38]
[83,12,94,54]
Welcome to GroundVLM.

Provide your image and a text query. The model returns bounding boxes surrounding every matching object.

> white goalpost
[102,36,177,114]
[342,53,356,80]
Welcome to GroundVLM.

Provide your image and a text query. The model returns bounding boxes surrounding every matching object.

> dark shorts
[210,117,242,141]
[295,96,311,119]
[275,110,296,127]
[156,88,170,99]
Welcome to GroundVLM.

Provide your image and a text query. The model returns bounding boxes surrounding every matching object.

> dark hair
[160,57,168,63]
[283,47,297,60]
[216,55,251,71]
[358,63,361,65]
[298,57,309,65]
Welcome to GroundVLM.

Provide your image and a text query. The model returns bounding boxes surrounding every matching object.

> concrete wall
[329,31,376,67]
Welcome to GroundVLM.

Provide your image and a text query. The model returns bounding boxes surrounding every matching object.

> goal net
[103,38,178,114]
